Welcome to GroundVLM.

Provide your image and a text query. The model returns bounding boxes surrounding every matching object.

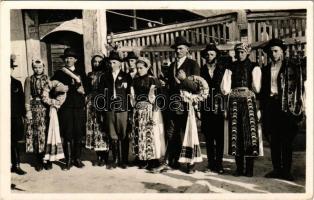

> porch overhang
[40,18,83,44]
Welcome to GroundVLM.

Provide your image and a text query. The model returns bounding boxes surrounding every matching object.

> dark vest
[200,62,225,113]
[230,59,257,89]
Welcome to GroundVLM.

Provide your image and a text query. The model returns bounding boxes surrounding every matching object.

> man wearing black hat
[260,38,303,181]
[10,54,27,175]
[99,51,132,169]
[51,48,86,170]
[124,51,139,166]
[124,51,138,79]
[165,36,200,174]
[200,43,226,174]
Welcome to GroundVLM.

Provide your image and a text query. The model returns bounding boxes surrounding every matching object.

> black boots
[111,140,120,169]
[11,146,26,175]
[95,151,102,166]
[234,156,254,177]
[121,138,129,169]
[102,151,109,167]
[245,158,254,177]
[186,163,195,174]
[11,164,26,175]
[44,160,53,170]
[73,141,85,168]
[234,156,244,176]
[95,151,109,167]
[63,141,72,171]
[35,153,44,172]
[64,140,84,170]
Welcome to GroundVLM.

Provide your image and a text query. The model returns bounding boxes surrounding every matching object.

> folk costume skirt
[25,99,47,153]
[44,107,64,161]
[226,88,263,157]
[85,93,109,151]
[132,101,166,161]
[178,102,203,164]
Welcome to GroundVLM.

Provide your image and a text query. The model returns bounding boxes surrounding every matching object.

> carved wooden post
[82,10,107,74]
[22,10,42,76]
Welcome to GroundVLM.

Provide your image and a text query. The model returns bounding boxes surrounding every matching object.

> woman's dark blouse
[132,74,160,102]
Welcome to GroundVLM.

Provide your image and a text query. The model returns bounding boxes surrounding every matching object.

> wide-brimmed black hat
[60,48,78,59]
[124,51,138,61]
[262,38,287,53]
[201,43,220,58]
[171,36,192,49]
[108,51,123,62]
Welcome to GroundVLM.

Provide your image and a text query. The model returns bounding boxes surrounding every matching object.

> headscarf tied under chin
[91,54,104,71]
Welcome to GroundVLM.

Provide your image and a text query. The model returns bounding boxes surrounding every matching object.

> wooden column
[83,10,107,74]
[23,10,42,77]
[10,10,29,84]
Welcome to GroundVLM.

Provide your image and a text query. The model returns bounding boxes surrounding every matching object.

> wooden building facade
[10,9,306,84]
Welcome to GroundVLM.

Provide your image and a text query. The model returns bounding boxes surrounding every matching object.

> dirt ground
[11,140,305,194]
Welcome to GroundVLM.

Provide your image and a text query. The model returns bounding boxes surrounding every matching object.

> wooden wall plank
[285,20,290,38]
[223,24,227,43]
[211,26,216,43]
[186,29,190,42]
[170,32,175,45]
[296,19,302,37]
[301,19,306,36]
[279,20,284,38]
[132,38,137,47]
[165,33,170,45]
[291,19,296,38]
[137,38,141,46]
[191,29,196,44]
[272,20,278,38]
[181,30,185,37]
[156,34,160,45]
[206,26,210,43]
[196,28,200,44]
[141,37,146,46]
[200,27,205,44]
[217,24,221,43]
[151,35,155,45]
[160,33,165,45]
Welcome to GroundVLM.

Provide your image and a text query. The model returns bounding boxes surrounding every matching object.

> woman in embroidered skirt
[24,59,67,171]
[42,79,68,165]
[130,57,166,171]
[85,54,110,167]
[221,42,263,177]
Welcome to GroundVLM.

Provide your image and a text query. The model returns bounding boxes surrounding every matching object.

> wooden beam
[107,10,164,26]
[247,10,306,19]
[132,10,137,30]
[109,13,237,41]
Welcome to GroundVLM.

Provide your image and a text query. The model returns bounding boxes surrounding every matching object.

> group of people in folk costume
[11,35,305,181]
